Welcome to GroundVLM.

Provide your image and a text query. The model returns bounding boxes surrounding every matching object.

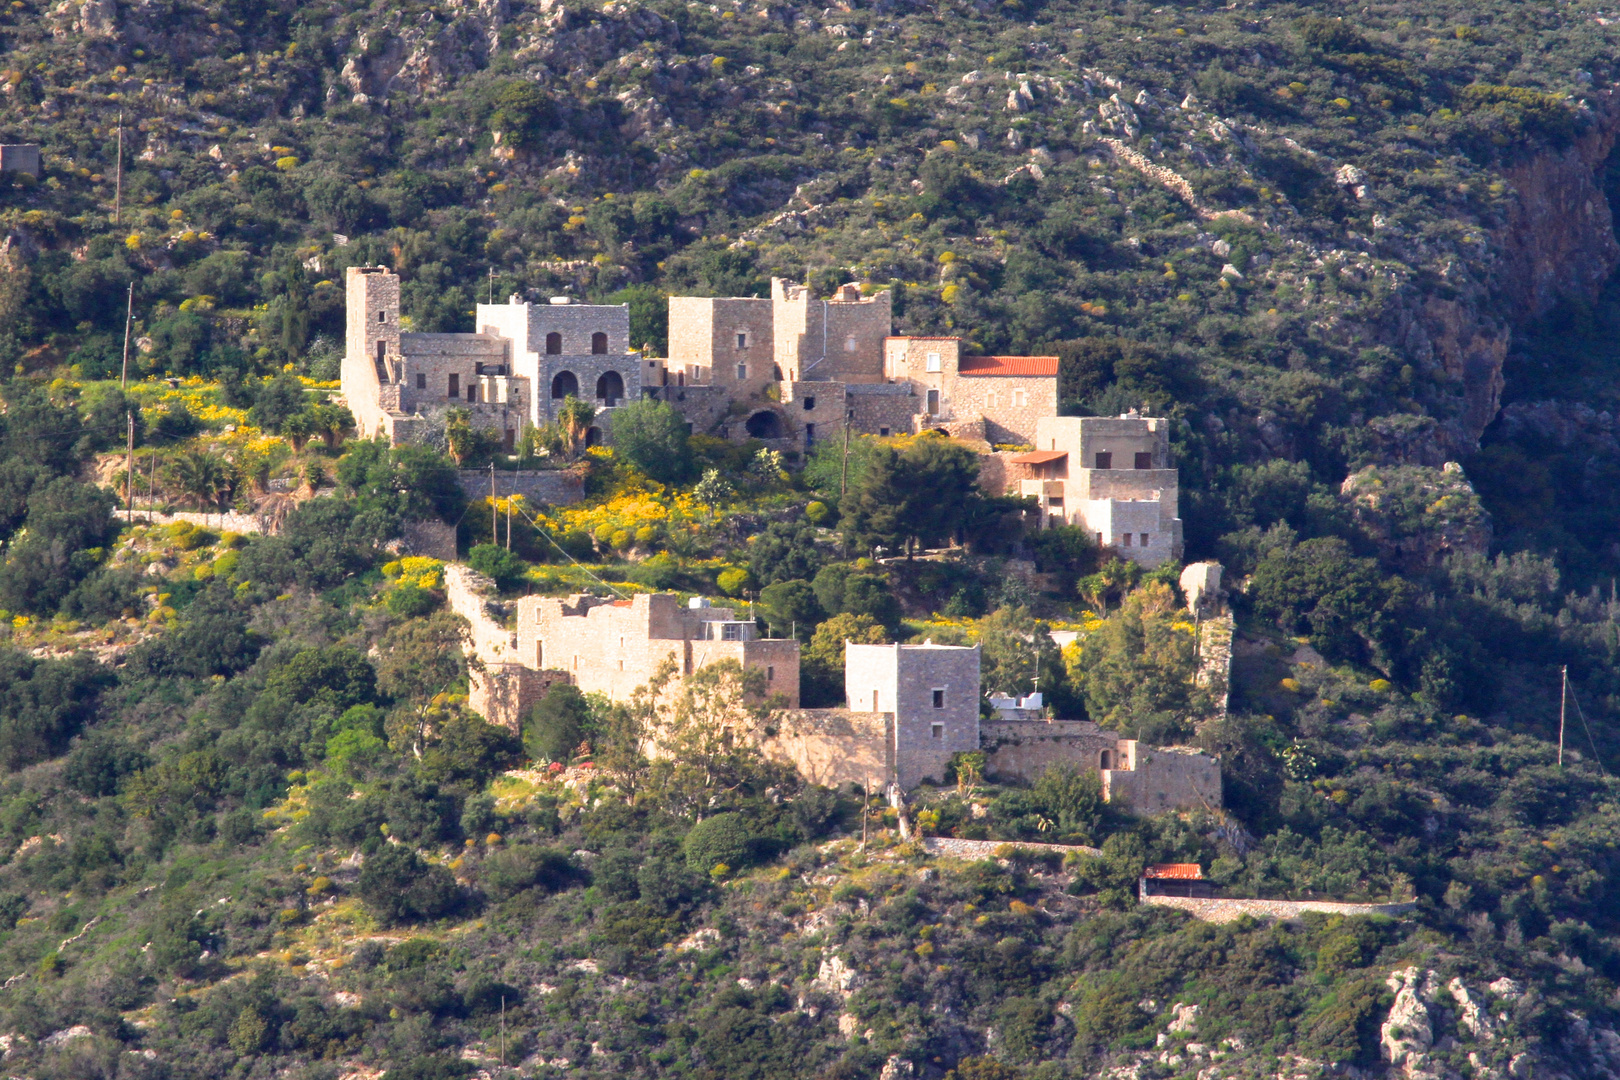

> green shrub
[683,812,754,873]
[481,845,582,900]
[467,543,528,592]
[357,844,461,924]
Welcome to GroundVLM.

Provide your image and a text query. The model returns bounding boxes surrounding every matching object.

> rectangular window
[987,390,999,408]
[1122,533,1132,547]
[536,641,544,667]
[805,423,816,445]
[925,351,941,372]
[1135,452,1153,469]
[930,723,944,739]
[872,690,880,711]
[1012,388,1027,407]
[1140,533,1150,547]
[736,362,747,381]
[415,373,426,389]
[932,688,945,708]
[722,623,746,641]
[505,428,515,449]
[1094,451,1112,469]
[767,665,775,682]
[879,427,890,437]
[448,373,459,398]
[618,659,624,671]
[467,384,477,402]
[926,389,940,415]
[737,332,749,349]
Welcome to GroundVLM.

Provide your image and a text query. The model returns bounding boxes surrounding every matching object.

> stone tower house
[343,266,401,440]
[844,641,981,788]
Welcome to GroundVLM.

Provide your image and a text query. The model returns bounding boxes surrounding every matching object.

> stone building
[343,266,531,446]
[882,335,1059,446]
[342,266,639,448]
[1010,413,1184,567]
[512,592,799,706]
[844,642,982,789]
[474,293,639,432]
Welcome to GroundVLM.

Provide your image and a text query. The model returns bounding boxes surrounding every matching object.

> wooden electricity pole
[1559,665,1568,767]
[121,282,134,522]
[490,461,498,547]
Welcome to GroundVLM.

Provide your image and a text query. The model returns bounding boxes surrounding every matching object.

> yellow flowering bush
[381,557,444,589]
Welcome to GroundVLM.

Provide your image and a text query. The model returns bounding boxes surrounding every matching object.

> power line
[504,496,634,602]
[1564,676,1609,777]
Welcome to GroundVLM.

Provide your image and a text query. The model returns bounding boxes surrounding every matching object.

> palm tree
[311,402,356,451]
[557,395,596,460]
[281,410,315,453]
[165,450,235,523]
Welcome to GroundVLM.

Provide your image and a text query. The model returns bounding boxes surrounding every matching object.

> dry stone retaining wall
[1142,895,1417,923]
[923,837,1101,859]
[455,469,584,506]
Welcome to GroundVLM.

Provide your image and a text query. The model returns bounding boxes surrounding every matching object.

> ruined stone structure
[1011,413,1185,567]
[981,720,1222,812]
[513,592,799,706]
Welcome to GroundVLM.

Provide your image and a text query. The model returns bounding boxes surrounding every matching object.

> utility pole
[499,994,506,1069]
[1559,665,1568,767]
[490,461,497,547]
[121,282,134,523]
[506,492,512,550]
[114,111,123,225]
[488,267,494,305]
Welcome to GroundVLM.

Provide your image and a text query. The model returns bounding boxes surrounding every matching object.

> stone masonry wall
[1141,895,1417,924]
[982,720,1120,782]
[923,837,1101,859]
[455,469,585,507]
[847,384,920,436]
[760,709,891,790]
[949,374,1058,447]
[977,452,1033,498]
[1104,747,1223,813]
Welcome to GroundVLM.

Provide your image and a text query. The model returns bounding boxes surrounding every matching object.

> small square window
[1094,451,1113,469]
[932,689,945,708]
[415,373,426,390]
[1135,451,1154,469]
[1122,533,1132,547]
[803,396,816,411]
[930,723,944,739]
[1140,533,1150,547]
[1012,388,1027,407]
[378,310,387,323]
[925,351,941,372]
[879,427,890,437]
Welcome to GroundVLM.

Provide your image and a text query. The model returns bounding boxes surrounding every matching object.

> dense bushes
[358,845,462,924]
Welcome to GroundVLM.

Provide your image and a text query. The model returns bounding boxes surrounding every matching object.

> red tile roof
[1010,450,1068,465]
[1143,863,1205,880]
[958,355,1059,377]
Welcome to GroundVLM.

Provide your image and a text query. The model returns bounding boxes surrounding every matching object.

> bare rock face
[1382,968,1436,1075]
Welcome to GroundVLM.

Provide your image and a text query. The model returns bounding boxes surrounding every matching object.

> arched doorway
[545,332,562,355]
[745,410,785,439]
[595,370,624,405]
[1099,750,1113,770]
[551,371,578,399]
[585,427,603,447]
[591,332,609,355]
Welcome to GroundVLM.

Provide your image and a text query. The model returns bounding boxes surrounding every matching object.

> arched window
[584,426,603,447]
[551,371,578,399]
[591,332,608,355]
[596,370,624,404]
[844,335,857,352]
[545,332,562,355]
[1100,750,1113,770]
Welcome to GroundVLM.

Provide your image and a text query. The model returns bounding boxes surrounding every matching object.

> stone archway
[745,410,785,439]
[551,371,578,399]
[595,370,624,405]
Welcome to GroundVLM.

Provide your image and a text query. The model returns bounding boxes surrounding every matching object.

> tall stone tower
[343,267,401,438]
[771,278,891,384]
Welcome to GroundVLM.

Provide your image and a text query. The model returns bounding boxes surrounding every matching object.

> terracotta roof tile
[958,355,1059,377]
[1010,450,1068,465]
[1143,863,1205,880]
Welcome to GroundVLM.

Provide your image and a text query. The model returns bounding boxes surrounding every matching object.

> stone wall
[454,469,584,506]
[978,452,1033,498]
[398,519,458,562]
[923,837,1101,859]
[847,642,980,789]
[847,383,920,436]
[982,720,1120,781]
[0,145,42,176]
[949,373,1057,446]
[1141,895,1417,924]
[760,709,891,789]
[668,296,776,397]
[471,663,569,734]
[775,280,892,383]
[1103,747,1223,813]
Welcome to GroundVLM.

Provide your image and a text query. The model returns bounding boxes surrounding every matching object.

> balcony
[1019,479,1066,499]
